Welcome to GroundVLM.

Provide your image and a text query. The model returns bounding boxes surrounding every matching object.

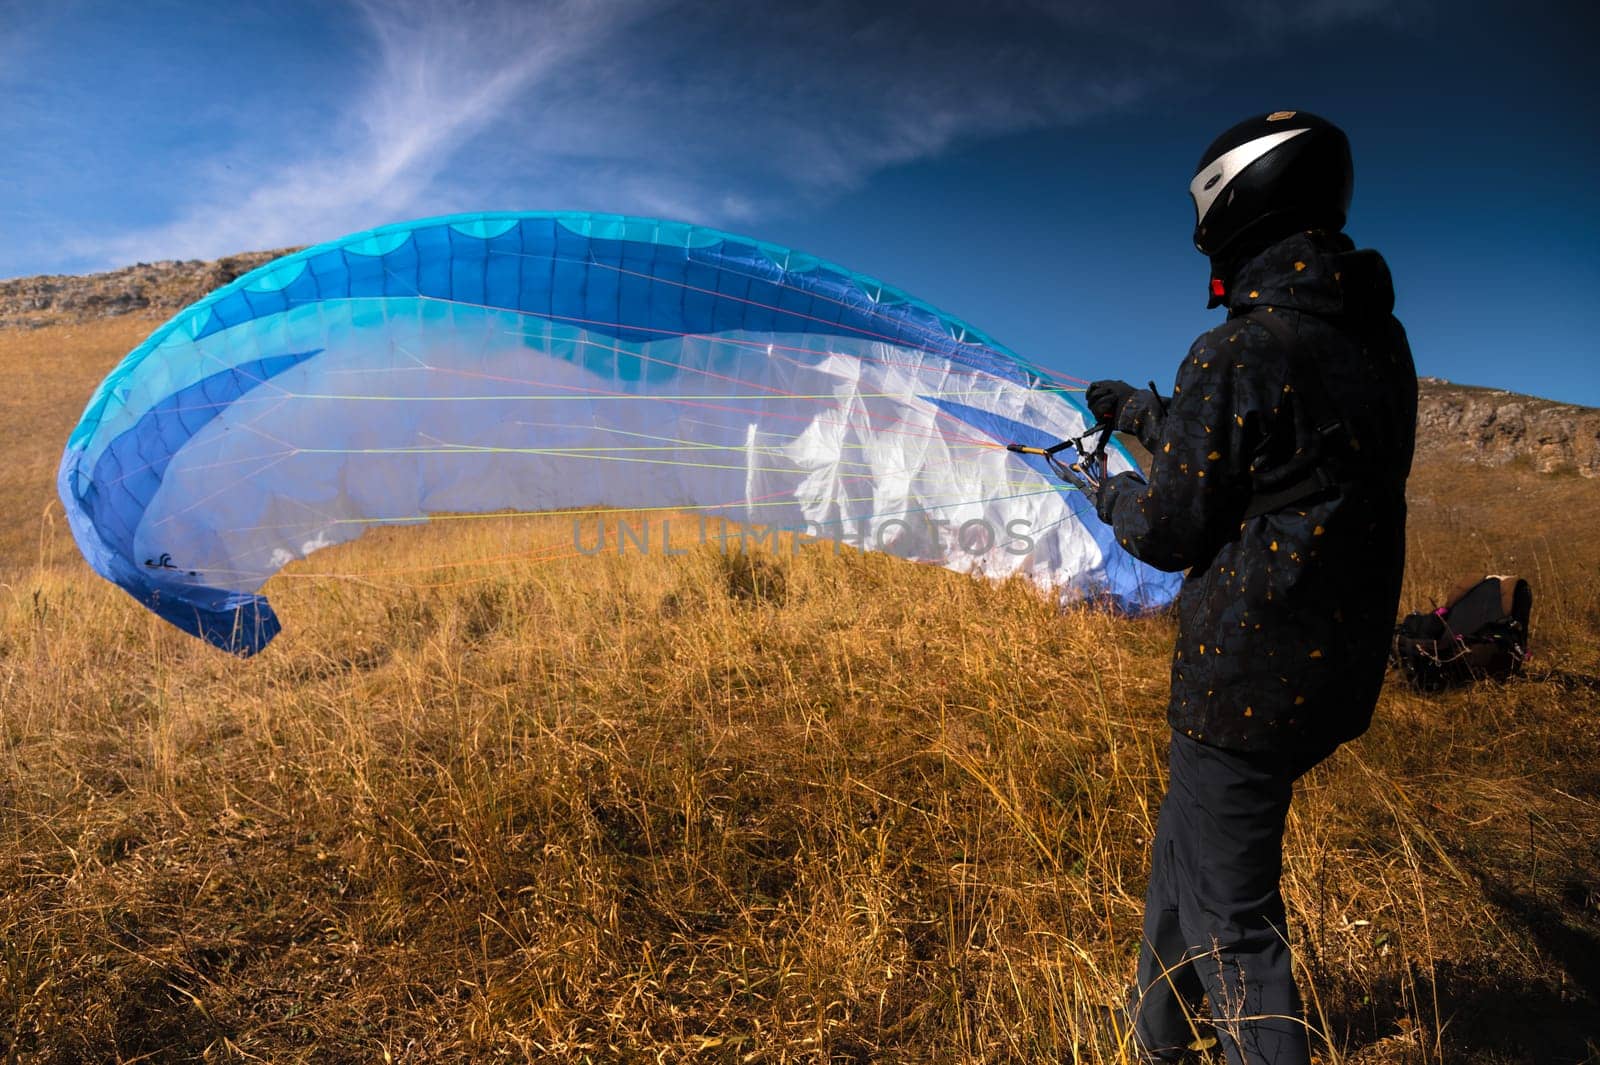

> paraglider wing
[59,212,1179,653]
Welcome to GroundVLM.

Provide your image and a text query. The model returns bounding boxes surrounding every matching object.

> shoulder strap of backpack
[1239,308,1350,520]
[1244,306,1300,349]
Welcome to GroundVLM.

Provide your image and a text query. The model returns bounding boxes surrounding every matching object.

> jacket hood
[1213,231,1395,319]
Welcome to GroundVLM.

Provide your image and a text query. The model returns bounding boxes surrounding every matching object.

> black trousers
[1134,730,1332,1065]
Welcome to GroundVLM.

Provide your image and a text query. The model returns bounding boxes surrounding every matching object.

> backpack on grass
[1391,575,1532,692]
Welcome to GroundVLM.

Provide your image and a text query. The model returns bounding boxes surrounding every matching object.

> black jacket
[1098,231,1417,753]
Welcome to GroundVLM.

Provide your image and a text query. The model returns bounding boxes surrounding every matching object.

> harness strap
[1239,308,1349,520]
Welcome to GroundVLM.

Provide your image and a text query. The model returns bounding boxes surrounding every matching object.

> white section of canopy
[130,299,1176,608]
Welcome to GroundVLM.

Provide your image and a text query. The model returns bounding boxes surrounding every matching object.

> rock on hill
[1414,377,1599,478]
[3,254,1596,476]
[0,251,294,331]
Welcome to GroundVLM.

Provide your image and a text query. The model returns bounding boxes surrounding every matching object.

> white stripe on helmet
[1190,128,1310,225]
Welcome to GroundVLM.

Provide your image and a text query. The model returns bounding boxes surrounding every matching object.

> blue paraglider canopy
[59,211,1178,653]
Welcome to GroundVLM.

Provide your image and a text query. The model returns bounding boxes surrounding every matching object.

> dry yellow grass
[2,320,1598,1063]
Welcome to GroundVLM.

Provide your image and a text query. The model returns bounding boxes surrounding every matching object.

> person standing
[1083,111,1418,1063]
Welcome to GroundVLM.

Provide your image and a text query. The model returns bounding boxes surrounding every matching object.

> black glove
[1057,451,1147,523]
[1085,379,1135,425]
[1094,470,1146,524]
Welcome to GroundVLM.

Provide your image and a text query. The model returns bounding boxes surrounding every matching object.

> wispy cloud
[77,0,657,265]
[23,0,1414,272]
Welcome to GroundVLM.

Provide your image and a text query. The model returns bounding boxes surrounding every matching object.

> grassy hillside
[2,318,1598,1063]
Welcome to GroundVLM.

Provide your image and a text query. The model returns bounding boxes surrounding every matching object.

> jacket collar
[1211,231,1394,319]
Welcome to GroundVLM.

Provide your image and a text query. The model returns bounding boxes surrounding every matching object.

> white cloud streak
[78,0,656,265]
[54,0,1413,270]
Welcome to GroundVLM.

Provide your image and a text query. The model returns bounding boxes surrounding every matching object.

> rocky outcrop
[1415,377,1599,478]
[0,251,294,330]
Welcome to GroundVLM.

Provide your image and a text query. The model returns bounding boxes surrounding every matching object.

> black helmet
[1190,110,1353,258]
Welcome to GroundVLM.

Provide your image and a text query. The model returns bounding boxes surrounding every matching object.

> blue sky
[2,1,1595,406]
